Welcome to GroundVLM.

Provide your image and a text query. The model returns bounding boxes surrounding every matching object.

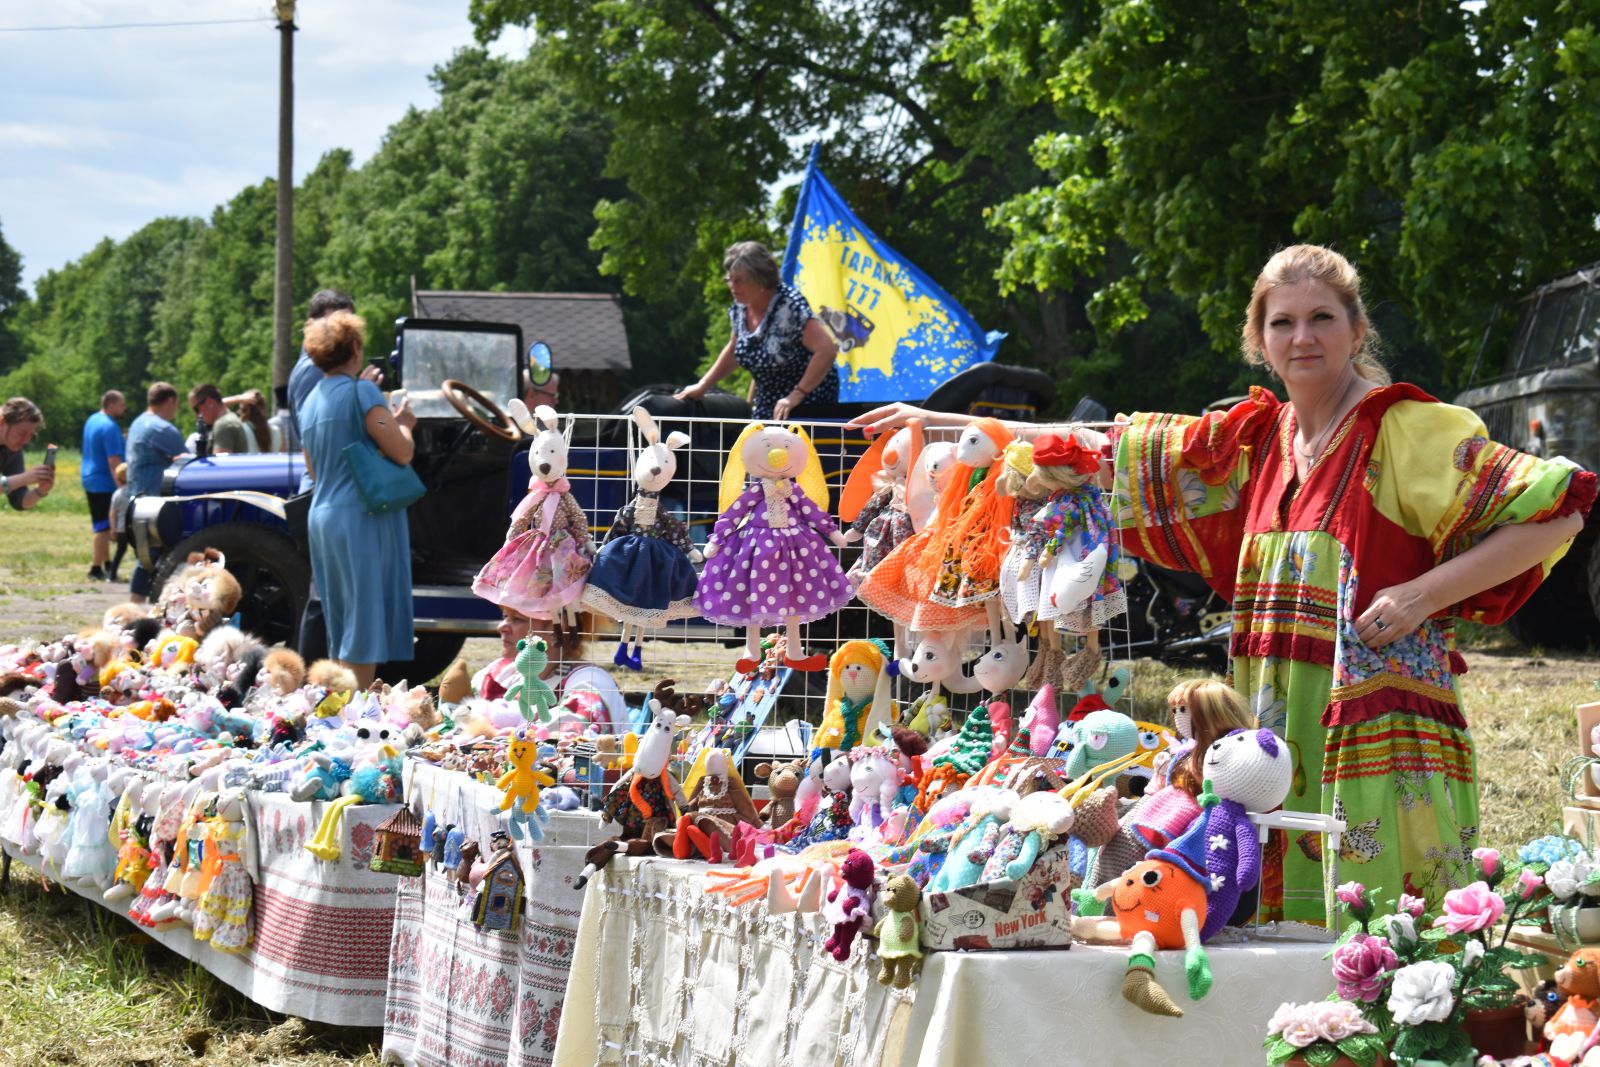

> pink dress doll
[694,424,854,673]
[473,404,595,621]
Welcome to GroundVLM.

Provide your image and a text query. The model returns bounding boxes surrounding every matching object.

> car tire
[1506,518,1600,649]
[152,523,311,649]
[378,632,466,687]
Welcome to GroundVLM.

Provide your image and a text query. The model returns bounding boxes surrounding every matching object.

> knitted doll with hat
[1096,857,1212,1017]
[1148,728,1293,940]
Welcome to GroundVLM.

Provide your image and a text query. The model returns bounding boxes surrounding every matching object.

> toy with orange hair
[856,418,1014,635]
[1099,857,1213,1018]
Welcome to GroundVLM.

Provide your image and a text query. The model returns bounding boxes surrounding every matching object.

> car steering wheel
[442,380,522,443]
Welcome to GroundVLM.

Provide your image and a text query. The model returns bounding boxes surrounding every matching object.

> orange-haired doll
[856,418,1014,634]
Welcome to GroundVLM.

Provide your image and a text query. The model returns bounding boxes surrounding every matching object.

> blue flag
[780,145,1004,403]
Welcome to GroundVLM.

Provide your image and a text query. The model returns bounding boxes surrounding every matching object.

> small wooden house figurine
[370,807,424,876]
[471,842,525,932]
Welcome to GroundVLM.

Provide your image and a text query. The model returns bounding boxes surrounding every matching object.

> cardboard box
[920,841,1074,951]
[1573,702,1600,808]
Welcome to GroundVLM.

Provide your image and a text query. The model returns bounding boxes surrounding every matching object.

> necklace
[1292,369,1362,471]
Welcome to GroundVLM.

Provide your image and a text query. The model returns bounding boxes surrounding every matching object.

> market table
[4,789,400,1027]
[381,761,615,1067]
[552,857,1336,1067]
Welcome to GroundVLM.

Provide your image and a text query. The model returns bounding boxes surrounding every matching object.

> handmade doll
[977,790,1075,883]
[575,691,692,888]
[694,423,853,672]
[1147,728,1292,939]
[840,422,922,657]
[1098,857,1213,1017]
[473,404,595,623]
[969,615,1032,762]
[996,440,1048,626]
[583,407,701,670]
[772,756,856,854]
[193,788,254,953]
[873,875,924,989]
[655,747,761,862]
[926,787,1017,894]
[857,418,1014,636]
[822,848,876,961]
[812,640,895,757]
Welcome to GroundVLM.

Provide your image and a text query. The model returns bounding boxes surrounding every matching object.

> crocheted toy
[856,418,1015,636]
[840,421,923,658]
[1060,709,1139,781]
[1546,948,1600,1042]
[504,637,556,723]
[304,750,403,861]
[978,790,1075,884]
[753,758,805,827]
[694,423,853,673]
[917,704,993,811]
[1020,684,1060,757]
[927,788,1018,894]
[873,875,924,988]
[582,407,700,670]
[575,693,691,888]
[823,848,877,961]
[498,729,555,814]
[813,640,895,757]
[1101,858,1212,1017]
[1148,728,1293,940]
[474,403,595,625]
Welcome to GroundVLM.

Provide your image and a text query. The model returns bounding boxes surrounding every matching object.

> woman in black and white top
[676,241,840,421]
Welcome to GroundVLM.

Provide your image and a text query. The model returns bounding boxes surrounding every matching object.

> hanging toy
[473,403,595,626]
[898,631,980,748]
[504,637,556,723]
[968,612,1032,762]
[582,407,701,671]
[498,729,555,843]
[694,423,854,672]
[856,418,1015,637]
[812,640,895,759]
[840,421,924,658]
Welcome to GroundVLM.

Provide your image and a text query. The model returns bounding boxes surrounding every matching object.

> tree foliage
[0,219,25,376]
[948,0,1600,390]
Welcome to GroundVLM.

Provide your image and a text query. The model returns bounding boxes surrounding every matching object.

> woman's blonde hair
[1171,680,1258,795]
[304,310,367,372]
[1241,244,1390,386]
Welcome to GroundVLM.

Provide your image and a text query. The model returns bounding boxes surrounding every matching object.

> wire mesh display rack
[535,412,1136,763]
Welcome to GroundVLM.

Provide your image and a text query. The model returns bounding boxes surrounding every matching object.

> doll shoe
[613,642,630,669]
[735,657,760,675]
[626,645,643,672]
[783,654,828,672]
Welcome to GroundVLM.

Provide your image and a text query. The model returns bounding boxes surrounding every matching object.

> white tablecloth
[381,762,615,1067]
[5,789,402,1026]
[553,858,1336,1067]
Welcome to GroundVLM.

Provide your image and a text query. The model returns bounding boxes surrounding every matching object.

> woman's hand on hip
[1354,580,1437,648]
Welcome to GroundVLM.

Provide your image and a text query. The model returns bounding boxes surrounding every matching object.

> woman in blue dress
[675,241,841,421]
[299,310,417,687]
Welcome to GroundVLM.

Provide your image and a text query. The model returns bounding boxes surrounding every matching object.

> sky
[1,0,528,292]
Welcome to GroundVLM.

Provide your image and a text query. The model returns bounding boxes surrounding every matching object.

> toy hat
[1148,816,1210,886]
[1131,786,1202,849]
[1066,693,1112,722]
[1033,432,1101,475]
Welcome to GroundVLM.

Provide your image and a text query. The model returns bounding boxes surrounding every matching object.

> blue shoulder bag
[342,381,425,515]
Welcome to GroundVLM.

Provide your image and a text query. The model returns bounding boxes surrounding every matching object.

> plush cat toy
[694,423,854,673]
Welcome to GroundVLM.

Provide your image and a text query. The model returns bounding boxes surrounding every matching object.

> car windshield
[1500,282,1600,377]
[401,328,520,419]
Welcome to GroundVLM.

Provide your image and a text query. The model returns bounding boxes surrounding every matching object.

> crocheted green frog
[505,637,556,723]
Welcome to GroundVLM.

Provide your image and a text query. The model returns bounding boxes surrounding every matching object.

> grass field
[0,461,1594,1063]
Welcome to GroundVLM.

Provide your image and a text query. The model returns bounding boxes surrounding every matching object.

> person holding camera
[1,397,55,511]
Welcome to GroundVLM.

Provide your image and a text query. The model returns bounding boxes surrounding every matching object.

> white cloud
[1,0,516,290]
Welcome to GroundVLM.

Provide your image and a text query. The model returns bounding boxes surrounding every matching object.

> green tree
[0,218,27,375]
[467,0,1065,381]
[951,0,1600,395]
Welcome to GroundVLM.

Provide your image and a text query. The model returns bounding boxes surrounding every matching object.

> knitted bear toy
[872,874,924,988]
[822,848,876,961]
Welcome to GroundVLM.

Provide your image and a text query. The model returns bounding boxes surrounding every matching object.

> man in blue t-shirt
[125,381,188,602]
[80,389,127,581]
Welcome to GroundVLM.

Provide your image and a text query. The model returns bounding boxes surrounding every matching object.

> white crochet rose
[1547,858,1585,901]
[1387,960,1456,1026]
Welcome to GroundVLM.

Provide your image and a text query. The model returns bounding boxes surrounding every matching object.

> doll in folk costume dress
[582,407,701,670]
[856,418,1014,637]
[694,424,854,673]
[473,404,595,623]
[192,788,254,952]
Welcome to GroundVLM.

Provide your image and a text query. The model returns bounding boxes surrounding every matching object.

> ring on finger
[1375,618,1386,630]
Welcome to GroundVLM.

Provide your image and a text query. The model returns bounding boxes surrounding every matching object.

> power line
[0,15,274,33]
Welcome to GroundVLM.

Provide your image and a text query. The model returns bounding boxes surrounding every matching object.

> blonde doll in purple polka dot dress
[695,424,856,674]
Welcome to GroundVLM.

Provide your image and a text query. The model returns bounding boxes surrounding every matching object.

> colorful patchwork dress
[1113,384,1595,922]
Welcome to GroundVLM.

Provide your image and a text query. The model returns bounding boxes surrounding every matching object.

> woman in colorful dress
[850,245,1594,922]
[675,241,841,422]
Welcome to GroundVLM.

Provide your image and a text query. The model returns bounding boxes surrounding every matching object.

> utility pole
[272,0,297,406]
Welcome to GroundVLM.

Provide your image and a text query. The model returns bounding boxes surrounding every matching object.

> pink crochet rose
[1333,934,1399,1003]
[1397,893,1426,918]
[1335,880,1366,908]
[1519,869,1546,899]
[1433,881,1505,935]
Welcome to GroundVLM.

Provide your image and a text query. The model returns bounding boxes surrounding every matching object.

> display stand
[552,857,1337,1067]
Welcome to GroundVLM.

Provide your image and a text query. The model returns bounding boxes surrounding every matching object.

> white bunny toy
[473,402,596,629]
[899,631,979,747]
[581,407,702,670]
